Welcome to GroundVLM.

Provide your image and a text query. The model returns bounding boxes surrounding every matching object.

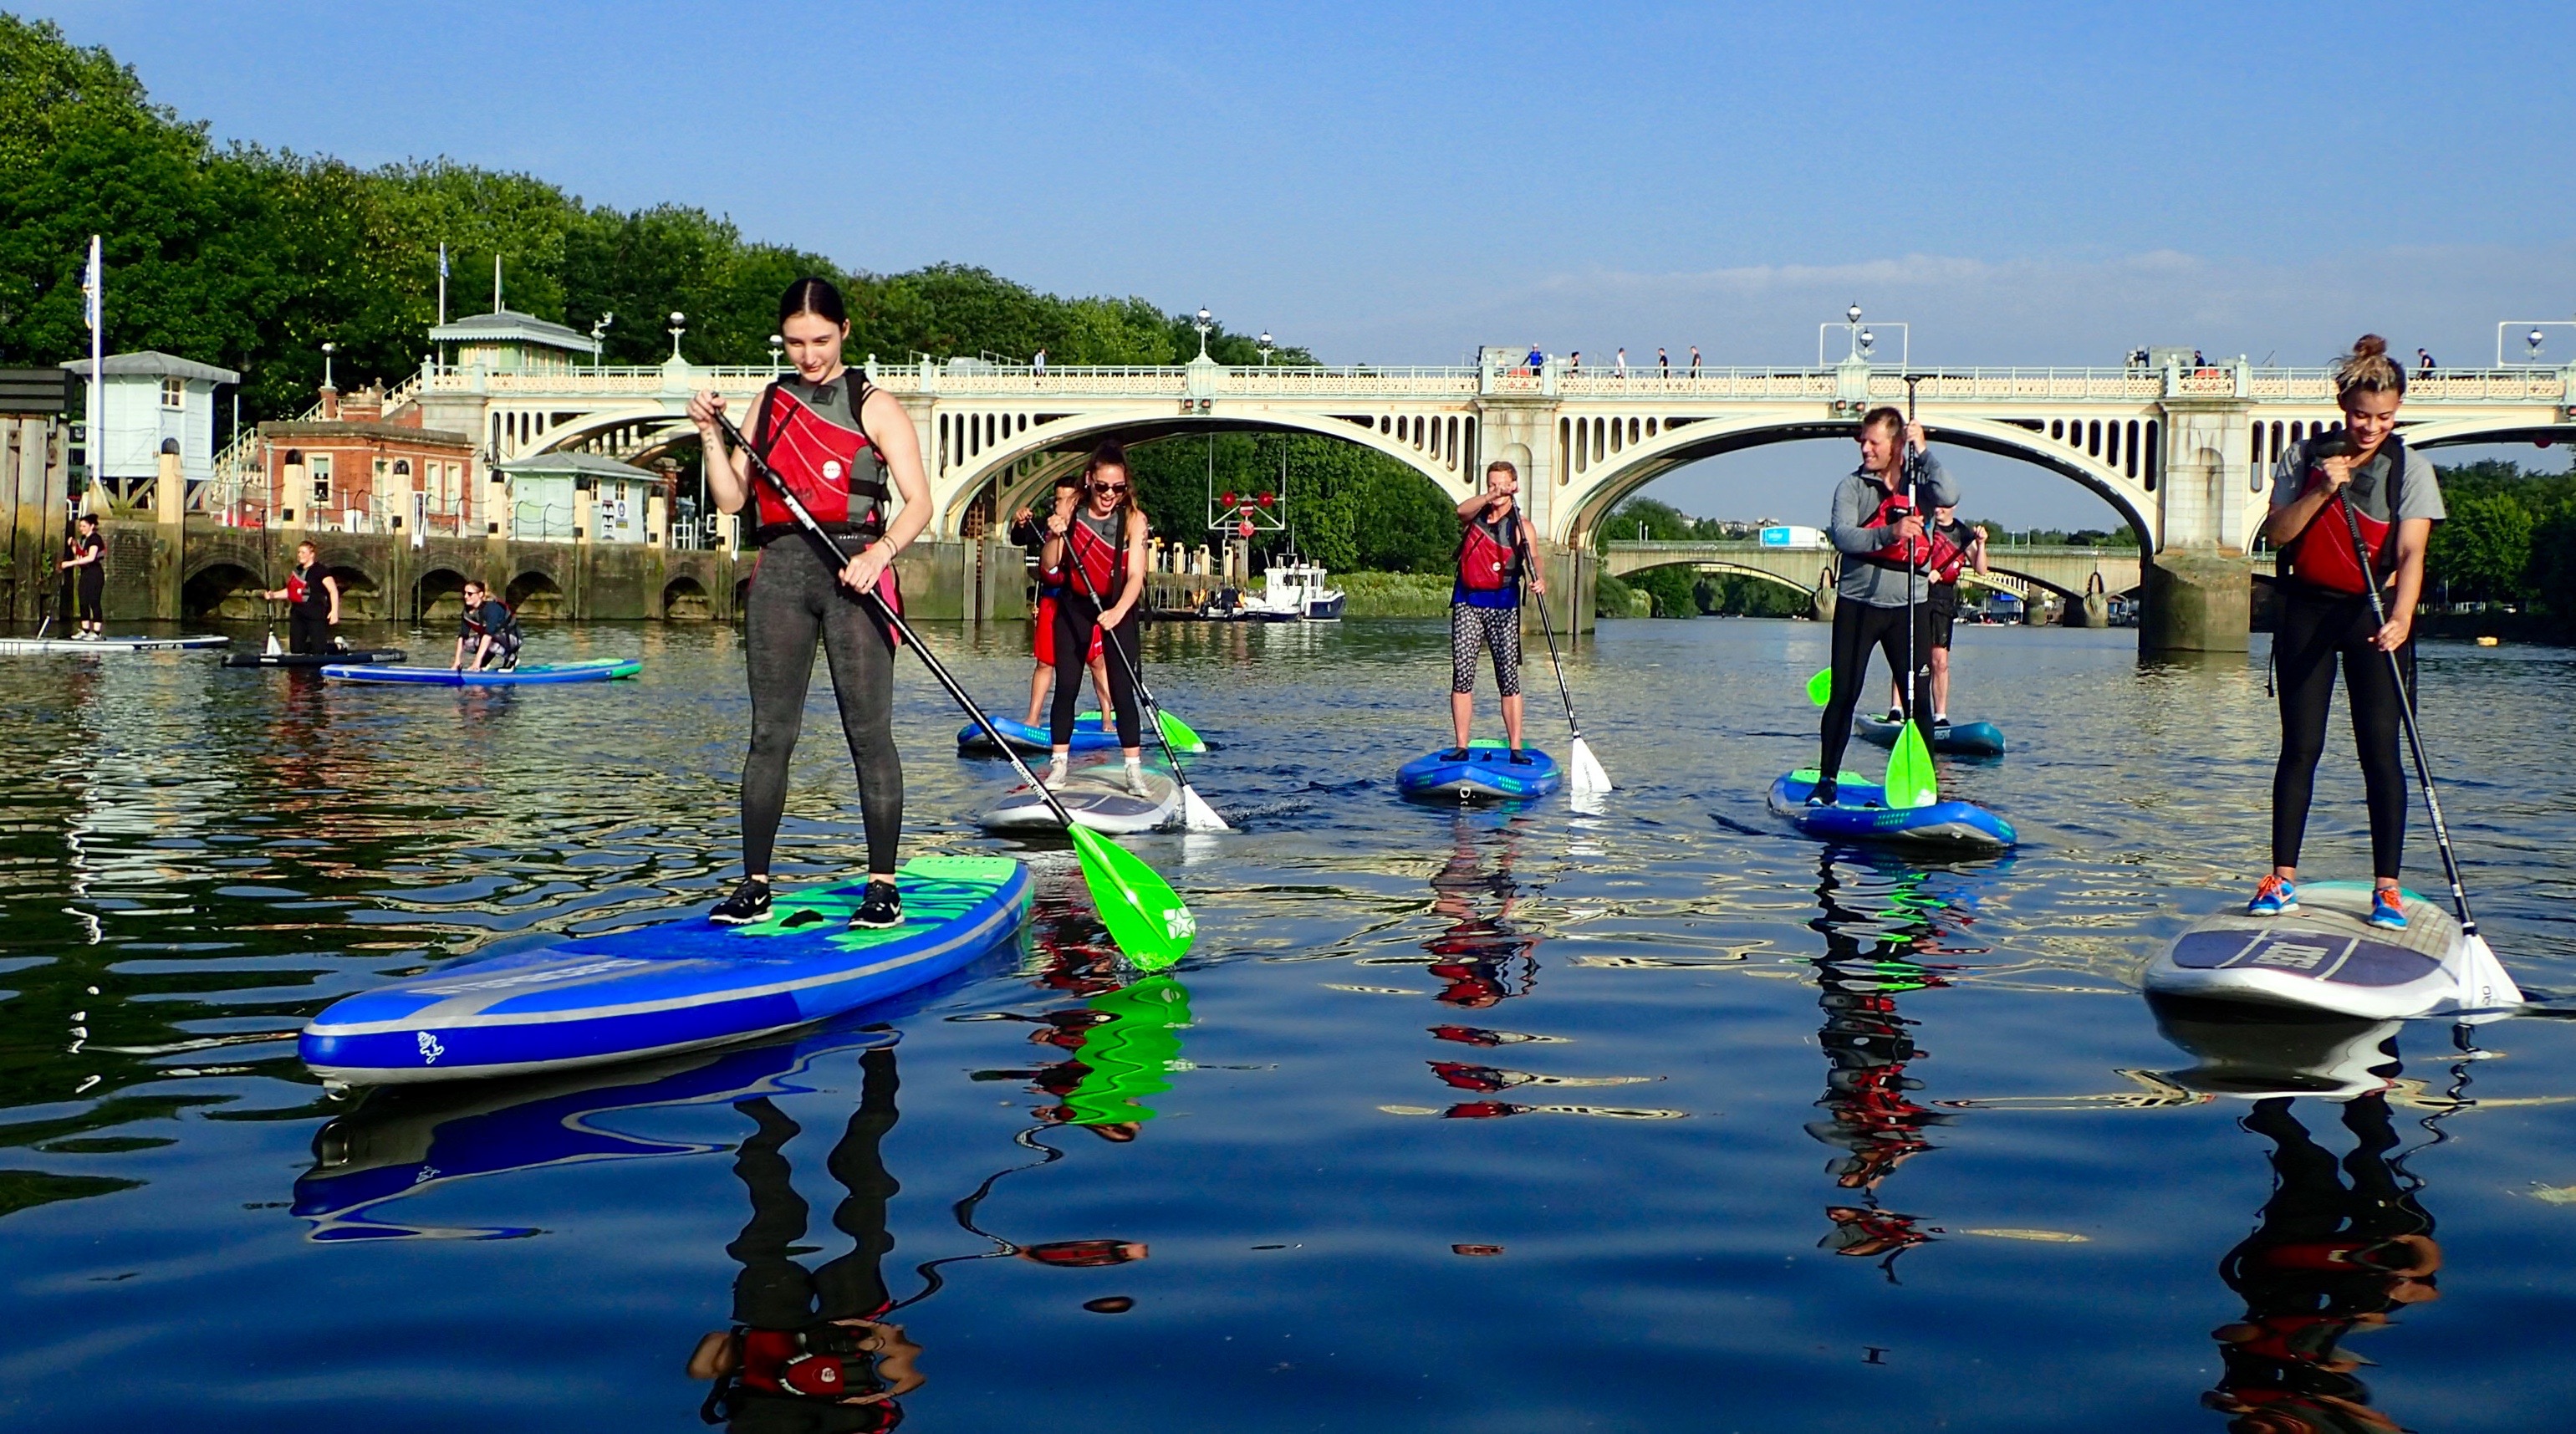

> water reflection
[967,904,1195,1141]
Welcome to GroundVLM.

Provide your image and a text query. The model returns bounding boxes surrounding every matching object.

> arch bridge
[1602,540,2170,606]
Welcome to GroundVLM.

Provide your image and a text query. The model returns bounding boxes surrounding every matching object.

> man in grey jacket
[1810,406,1956,805]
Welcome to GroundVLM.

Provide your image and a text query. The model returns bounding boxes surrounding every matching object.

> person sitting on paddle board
[687,276,932,931]
[1813,408,1952,806]
[260,539,341,656]
[57,513,105,640]
[1040,442,1153,794]
[1446,459,1545,762]
[2250,335,2443,931]
[1009,475,1113,730]
[448,578,523,672]
[1885,506,1987,727]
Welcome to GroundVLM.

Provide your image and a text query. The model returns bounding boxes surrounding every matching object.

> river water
[3,616,2574,1431]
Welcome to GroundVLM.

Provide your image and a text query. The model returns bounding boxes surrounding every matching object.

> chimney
[319,380,340,421]
[341,383,383,422]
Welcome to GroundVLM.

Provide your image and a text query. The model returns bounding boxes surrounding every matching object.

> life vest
[1456,511,1521,591]
[737,1327,860,1400]
[1855,481,1934,572]
[747,375,890,548]
[2281,431,2406,597]
[1928,521,1971,585]
[1062,508,1126,601]
[285,563,329,613]
[462,599,515,639]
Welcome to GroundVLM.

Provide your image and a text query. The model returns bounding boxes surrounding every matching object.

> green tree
[2426,491,2533,605]
[2528,501,2576,638]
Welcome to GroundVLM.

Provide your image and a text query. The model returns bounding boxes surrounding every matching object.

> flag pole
[84,234,102,518]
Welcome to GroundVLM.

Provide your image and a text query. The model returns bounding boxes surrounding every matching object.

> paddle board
[0,633,229,654]
[978,764,1180,834]
[2142,880,2477,1020]
[1398,741,1562,803]
[2145,993,2400,1100]
[300,855,1028,1086]
[958,710,1205,755]
[321,657,641,686]
[1767,768,2017,850]
[1856,716,2007,758]
[225,648,406,669]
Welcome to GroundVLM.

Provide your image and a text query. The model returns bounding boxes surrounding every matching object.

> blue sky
[35,1,2576,527]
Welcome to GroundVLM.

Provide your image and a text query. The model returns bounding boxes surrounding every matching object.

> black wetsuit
[457,598,522,669]
[66,532,104,625]
[284,561,332,655]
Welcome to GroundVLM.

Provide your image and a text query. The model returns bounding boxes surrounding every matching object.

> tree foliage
[1122,432,1461,575]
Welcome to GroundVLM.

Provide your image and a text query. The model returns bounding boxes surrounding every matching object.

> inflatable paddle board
[225,648,406,669]
[0,633,229,655]
[1398,741,1561,803]
[1767,769,2017,851]
[2142,880,2487,1020]
[300,855,1028,1086]
[978,764,1180,835]
[958,710,1205,756]
[1856,716,2007,758]
[322,657,641,686]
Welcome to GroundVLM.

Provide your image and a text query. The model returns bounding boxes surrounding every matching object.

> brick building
[261,384,478,535]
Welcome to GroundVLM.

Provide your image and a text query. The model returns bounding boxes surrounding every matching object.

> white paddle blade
[2454,932,2523,1020]
[1180,783,1232,834]
[1569,738,1614,794]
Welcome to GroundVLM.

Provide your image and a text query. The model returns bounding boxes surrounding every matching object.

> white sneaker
[1124,761,1150,797]
[1043,759,1070,788]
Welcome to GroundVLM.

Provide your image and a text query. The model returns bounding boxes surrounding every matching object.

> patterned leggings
[1450,603,1522,697]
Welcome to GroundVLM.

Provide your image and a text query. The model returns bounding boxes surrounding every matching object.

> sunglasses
[1091,482,1129,495]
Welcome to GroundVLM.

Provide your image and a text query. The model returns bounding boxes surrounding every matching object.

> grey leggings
[743,538,902,876]
[1451,603,1522,697]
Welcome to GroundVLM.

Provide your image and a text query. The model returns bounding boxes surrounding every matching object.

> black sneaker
[1442,748,1471,762]
[1507,749,1533,766]
[1808,782,1840,808]
[710,877,772,926]
[1884,708,1904,723]
[850,880,903,930]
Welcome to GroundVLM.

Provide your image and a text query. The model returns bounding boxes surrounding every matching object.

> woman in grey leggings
[686,277,932,931]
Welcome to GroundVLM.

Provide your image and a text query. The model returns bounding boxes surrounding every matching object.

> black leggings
[742,538,902,877]
[1817,598,1933,781]
[2272,584,2412,879]
[76,575,103,625]
[288,610,329,655]
[1053,590,1140,748]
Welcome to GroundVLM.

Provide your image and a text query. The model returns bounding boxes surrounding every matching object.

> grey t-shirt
[1829,451,1958,608]
[2269,436,2443,527]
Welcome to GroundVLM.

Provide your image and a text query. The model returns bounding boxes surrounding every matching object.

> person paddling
[1040,443,1152,793]
[57,513,105,640]
[2250,335,2443,931]
[1446,460,1544,762]
[1885,504,1987,727]
[261,539,341,655]
[687,277,931,931]
[449,578,523,672]
[1008,474,1113,729]
[1813,407,1951,805]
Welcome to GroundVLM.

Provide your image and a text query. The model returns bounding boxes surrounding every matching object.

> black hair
[74,512,97,527]
[778,276,849,329]
[1084,441,1135,522]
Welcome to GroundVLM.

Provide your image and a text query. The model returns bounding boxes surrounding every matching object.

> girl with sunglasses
[1042,442,1153,793]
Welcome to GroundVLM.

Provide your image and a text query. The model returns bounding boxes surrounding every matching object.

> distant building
[259,384,477,534]
[428,308,601,378]
[492,450,662,543]
[57,350,239,504]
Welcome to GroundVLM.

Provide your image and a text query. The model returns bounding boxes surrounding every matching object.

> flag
[84,235,102,329]
[438,243,448,278]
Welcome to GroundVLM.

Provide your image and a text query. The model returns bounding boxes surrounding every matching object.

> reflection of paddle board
[0,634,229,654]
[2143,880,2473,1020]
[1856,716,2007,758]
[224,648,406,669]
[301,855,1028,1086]
[1767,769,2016,850]
[978,765,1179,834]
[322,658,640,685]
[2145,992,2400,1100]
[1398,742,1561,803]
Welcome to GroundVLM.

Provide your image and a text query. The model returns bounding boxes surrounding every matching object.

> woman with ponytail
[2249,335,2444,930]
[1041,442,1153,794]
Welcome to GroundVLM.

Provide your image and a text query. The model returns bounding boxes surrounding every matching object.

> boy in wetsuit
[450,579,523,671]
[261,539,341,655]
[57,513,105,640]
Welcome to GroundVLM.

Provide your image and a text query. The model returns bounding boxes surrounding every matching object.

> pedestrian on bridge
[1810,409,1951,806]
[1689,345,1701,375]
[1445,460,1543,763]
[1658,347,1669,376]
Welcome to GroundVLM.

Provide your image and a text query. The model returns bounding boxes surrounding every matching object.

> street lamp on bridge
[590,314,613,370]
[1194,307,1213,360]
[1819,304,1909,368]
[1258,331,1273,366]
[319,342,335,390]
[768,334,784,374]
[667,312,686,363]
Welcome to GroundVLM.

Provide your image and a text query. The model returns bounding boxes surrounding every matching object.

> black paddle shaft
[708,408,1085,830]
[2338,498,2480,937]
[1050,498,1201,781]
[1511,525,1589,747]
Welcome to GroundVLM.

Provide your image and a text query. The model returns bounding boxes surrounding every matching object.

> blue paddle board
[1399,741,1561,803]
[301,855,1028,1086]
[958,710,1205,755]
[1856,716,2007,758]
[1767,768,2016,850]
[323,657,640,686]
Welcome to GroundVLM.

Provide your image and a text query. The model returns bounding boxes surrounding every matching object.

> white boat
[1234,557,1345,621]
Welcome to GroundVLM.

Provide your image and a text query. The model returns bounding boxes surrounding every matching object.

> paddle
[711,409,1195,970]
[2330,467,2521,1016]
[1882,378,1939,809]
[1805,666,1832,707]
[1512,526,1611,793]
[1050,494,1231,832]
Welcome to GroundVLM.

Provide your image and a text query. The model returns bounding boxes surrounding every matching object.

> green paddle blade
[1885,721,1941,809]
[1155,707,1206,754]
[1069,824,1196,971]
[1806,667,1833,707]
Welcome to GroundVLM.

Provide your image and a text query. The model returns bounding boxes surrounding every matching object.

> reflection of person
[1040,443,1152,794]
[1812,408,1952,806]
[1886,507,1986,726]
[1423,819,1536,1009]
[261,538,341,655]
[448,579,522,671]
[2251,336,2443,931]
[2203,1094,2436,1434]
[1446,460,1544,761]
[688,1047,923,1430]
[58,513,105,640]
[1007,474,1112,729]
[689,276,932,931]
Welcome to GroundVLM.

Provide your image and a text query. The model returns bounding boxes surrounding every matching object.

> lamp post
[1258,331,1273,367]
[768,334,784,374]
[668,311,687,362]
[1194,307,1213,360]
[319,341,335,390]
[590,313,613,370]
[2529,329,2548,362]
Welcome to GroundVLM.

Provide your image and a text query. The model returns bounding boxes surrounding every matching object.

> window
[159,377,184,410]
[310,453,334,507]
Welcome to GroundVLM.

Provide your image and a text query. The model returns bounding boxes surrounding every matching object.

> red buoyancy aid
[738,1328,858,1399]
[286,569,311,605]
[747,378,890,544]
[1457,512,1521,591]
[1928,521,1970,584]
[1857,482,1934,571]
[285,563,329,612]
[2283,433,2405,597]
[1064,508,1126,600]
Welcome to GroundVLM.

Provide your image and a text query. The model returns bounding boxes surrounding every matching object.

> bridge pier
[2140,549,2250,653]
